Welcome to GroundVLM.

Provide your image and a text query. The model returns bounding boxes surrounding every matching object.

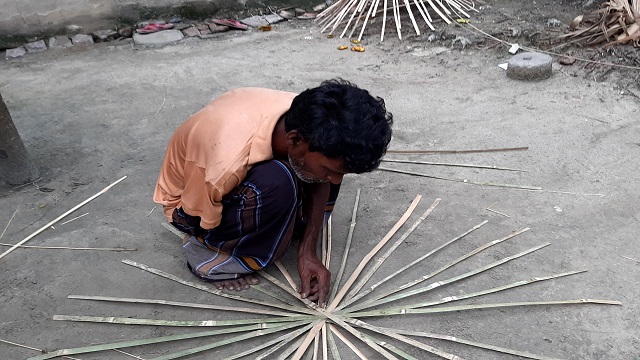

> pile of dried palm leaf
[315,0,477,41]
[560,0,640,47]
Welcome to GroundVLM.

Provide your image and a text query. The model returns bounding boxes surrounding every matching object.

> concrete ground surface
[1,4,640,360]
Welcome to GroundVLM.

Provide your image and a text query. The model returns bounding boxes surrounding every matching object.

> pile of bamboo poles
[559,0,640,47]
[315,0,477,41]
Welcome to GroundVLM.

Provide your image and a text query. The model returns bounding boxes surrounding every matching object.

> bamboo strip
[291,321,325,360]
[368,335,419,360]
[323,313,398,359]
[326,214,333,269]
[345,318,466,359]
[52,314,314,327]
[222,322,318,360]
[321,215,328,266]
[338,220,489,309]
[425,0,452,23]
[381,0,389,41]
[0,175,127,260]
[347,1,366,39]
[326,327,342,360]
[378,167,542,191]
[59,212,89,225]
[251,283,301,307]
[403,0,421,35]
[255,323,312,360]
[385,326,560,360]
[121,259,317,315]
[160,221,185,238]
[393,0,402,39]
[328,324,368,359]
[386,147,529,154]
[329,189,361,303]
[358,0,378,40]
[274,334,307,360]
[339,0,368,38]
[0,243,136,251]
[412,0,435,31]
[68,294,294,317]
[345,239,544,312]
[274,261,298,290]
[321,323,328,360]
[434,0,451,15]
[362,270,587,313]
[27,322,302,360]
[0,338,82,360]
[382,159,527,172]
[327,195,423,311]
[154,321,307,360]
[312,330,320,360]
[347,299,622,318]
[113,349,144,359]
[0,206,19,239]
[258,271,315,309]
[344,198,441,304]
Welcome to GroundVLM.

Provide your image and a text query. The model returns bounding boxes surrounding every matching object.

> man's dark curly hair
[284,79,393,174]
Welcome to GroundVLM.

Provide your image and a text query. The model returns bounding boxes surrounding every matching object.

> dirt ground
[1,1,639,359]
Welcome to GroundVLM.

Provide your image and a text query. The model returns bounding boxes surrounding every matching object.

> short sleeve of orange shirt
[153,87,297,230]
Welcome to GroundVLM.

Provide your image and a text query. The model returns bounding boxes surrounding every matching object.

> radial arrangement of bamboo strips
[559,0,640,47]
[30,192,622,360]
[316,0,477,41]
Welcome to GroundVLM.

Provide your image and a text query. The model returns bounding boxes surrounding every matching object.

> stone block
[118,27,133,38]
[48,35,73,48]
[506,52,553,81]
[71,34,94,45]
[6,47,26,58]
[133,30,183,47]
[92,29,118,42]
[25,40,47,52]
[182,27,200,37]
[240,14,284,28]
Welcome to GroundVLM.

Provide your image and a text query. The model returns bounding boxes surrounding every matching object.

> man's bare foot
[213,274,260,291]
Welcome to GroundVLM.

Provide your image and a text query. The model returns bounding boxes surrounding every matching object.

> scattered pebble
[182,26,201,37]
[65,24,83,33]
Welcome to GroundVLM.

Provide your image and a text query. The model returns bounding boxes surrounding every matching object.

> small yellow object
[350,39,361,44]
[327,34,335,39]
[456,19,470,24]
[350,45,365,52]
[257,25,272,31]
[337,45,348,50]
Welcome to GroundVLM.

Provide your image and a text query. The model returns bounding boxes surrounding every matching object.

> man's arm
[298,182,331,307]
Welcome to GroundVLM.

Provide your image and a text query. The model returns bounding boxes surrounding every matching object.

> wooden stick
[68,294,295,317]
[378,167,542,190]
[59,212,89,225]
[329,189,361,303]
[121,259,317,315]
[343,227,531,312]
[329,324,368,360]
[0,175,127,260]
[0,243,136,251]
[339,220,488,309]
[344,198,441,304]
[327,195,422,311]
[382,158,527,172]
[386,147,529,154]
[0,206,19,239]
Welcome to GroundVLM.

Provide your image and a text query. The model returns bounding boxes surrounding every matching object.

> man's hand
[298,251,331,307]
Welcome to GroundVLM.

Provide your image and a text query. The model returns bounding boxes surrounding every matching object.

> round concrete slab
[507,51,553,81]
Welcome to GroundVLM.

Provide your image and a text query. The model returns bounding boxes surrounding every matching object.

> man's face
[288,146,346,185]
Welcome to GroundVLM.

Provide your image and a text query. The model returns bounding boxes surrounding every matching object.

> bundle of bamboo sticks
[315,0,477,41]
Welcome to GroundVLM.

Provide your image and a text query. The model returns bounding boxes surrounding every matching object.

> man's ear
[286,130,304,146]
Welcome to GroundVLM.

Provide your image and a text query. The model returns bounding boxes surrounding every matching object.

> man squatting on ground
[153,79,393,307]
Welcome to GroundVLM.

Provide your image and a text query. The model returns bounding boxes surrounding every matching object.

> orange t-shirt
[153,88,297,229]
